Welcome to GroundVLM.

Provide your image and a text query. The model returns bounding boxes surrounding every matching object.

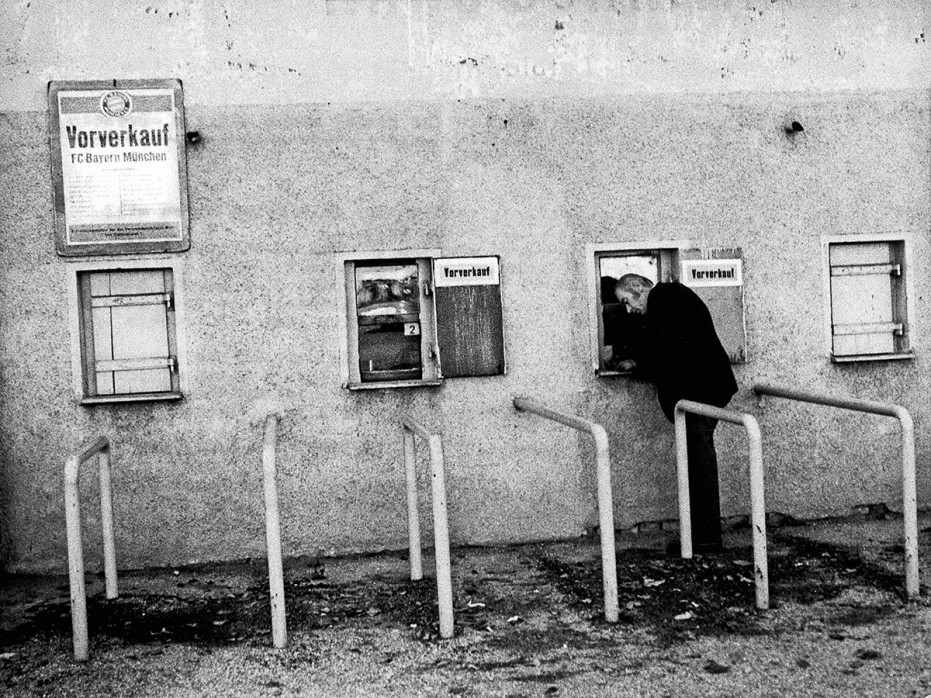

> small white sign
[681,259,742,287]
[434,256,500,287]
[404,322,420,336]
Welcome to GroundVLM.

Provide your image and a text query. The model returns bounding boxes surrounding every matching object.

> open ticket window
[354,261,426,383]
[594,250,666,376]
[343,255,505,389]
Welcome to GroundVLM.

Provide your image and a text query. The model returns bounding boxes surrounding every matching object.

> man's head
[614,274,654,315]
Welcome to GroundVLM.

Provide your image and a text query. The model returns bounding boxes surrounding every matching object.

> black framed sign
[48,79,190,256]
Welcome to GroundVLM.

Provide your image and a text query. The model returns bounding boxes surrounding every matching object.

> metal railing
[262,414,287,648]
[65,436,118,661]
[402,418,454,639]
[753,383,920,599]
[674,400,769,610]
[513,397,619,623]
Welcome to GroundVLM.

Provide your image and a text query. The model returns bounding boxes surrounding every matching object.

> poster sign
[48,79,190,256]
[680,259,742,287]
[433,256,500,287]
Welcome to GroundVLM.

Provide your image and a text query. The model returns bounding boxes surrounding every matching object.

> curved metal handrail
[753,382,919,600]
[674,400,769,610]
[512,397,619,623]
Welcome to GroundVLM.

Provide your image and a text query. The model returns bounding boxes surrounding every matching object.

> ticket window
[592,246,746,374]
[595,250,670,375]
[825,237,912,362]
[346,259,439,386]
[73,266,183,404]
[343,255,505,389]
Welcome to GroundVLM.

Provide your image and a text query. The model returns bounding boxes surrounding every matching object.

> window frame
[821,233,915,364]
[67,258,189,404]
[585,240,688,376]
[339,249,442,390]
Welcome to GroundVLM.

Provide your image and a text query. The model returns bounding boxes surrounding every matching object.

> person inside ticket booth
[614,273,738,555]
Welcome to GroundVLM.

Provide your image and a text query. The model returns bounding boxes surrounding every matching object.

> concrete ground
[2,511,930,697]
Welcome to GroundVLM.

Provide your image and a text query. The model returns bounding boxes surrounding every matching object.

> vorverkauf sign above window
[48,79,191,256]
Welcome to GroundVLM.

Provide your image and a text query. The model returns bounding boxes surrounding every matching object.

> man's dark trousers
[685,413,723,548]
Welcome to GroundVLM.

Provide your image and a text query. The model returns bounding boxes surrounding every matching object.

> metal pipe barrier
[752,383,920,600]
[402,418,454,638]
[65,436,118,662]
[513,397,620,623]
[262,414,287,648]
[674,400,769,611]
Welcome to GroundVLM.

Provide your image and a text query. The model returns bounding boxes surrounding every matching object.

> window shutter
[86,270,175,394]
[678,248,747,363]
[829,243,898,357]
[433,256,505,378]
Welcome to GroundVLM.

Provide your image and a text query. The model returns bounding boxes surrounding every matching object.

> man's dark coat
[640,282,738,422]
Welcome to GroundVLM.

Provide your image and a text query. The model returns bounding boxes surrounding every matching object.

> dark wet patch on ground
[538,532,906,646]
[0,569,445,650]
[0,532,910,658]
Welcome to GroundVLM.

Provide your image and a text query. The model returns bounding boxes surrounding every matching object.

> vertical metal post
[592,425,619,623]
[673,410,693,559]
[428,435,454,639]
[98,449,118,600]
[404,427,423,581]
[64,456,89,662]
[744,416,769,610]
[263,415,287,648]
[895,408,919,599]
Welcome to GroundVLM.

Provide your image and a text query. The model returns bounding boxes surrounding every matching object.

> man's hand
[618,359,637,372]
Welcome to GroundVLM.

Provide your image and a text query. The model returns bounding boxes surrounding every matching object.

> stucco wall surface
[1,0,929,111]
[1,89,929,573]
[1,0,929,573]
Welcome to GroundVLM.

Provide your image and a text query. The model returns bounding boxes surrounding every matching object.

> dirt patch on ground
[536,532,906,647]
[1,531,911,654]
[1,519,929,697]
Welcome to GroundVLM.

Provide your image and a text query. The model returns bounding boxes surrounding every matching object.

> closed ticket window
[76,267,182,403]
[826,237,912,362]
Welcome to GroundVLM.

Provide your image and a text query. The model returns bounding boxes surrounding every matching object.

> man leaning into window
[614,274,738,555]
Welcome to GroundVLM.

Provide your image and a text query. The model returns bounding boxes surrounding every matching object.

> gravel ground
[2,511,929,697]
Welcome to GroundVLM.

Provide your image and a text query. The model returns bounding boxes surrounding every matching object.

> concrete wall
[1,0,929,573]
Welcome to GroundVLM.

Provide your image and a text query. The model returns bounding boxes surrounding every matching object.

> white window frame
[821,232,915,363]
[66,258,189,404]
[585,240,689,375]
[338,249,442,390]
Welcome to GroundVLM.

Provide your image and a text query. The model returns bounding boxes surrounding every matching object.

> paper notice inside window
[57,88,183,244]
